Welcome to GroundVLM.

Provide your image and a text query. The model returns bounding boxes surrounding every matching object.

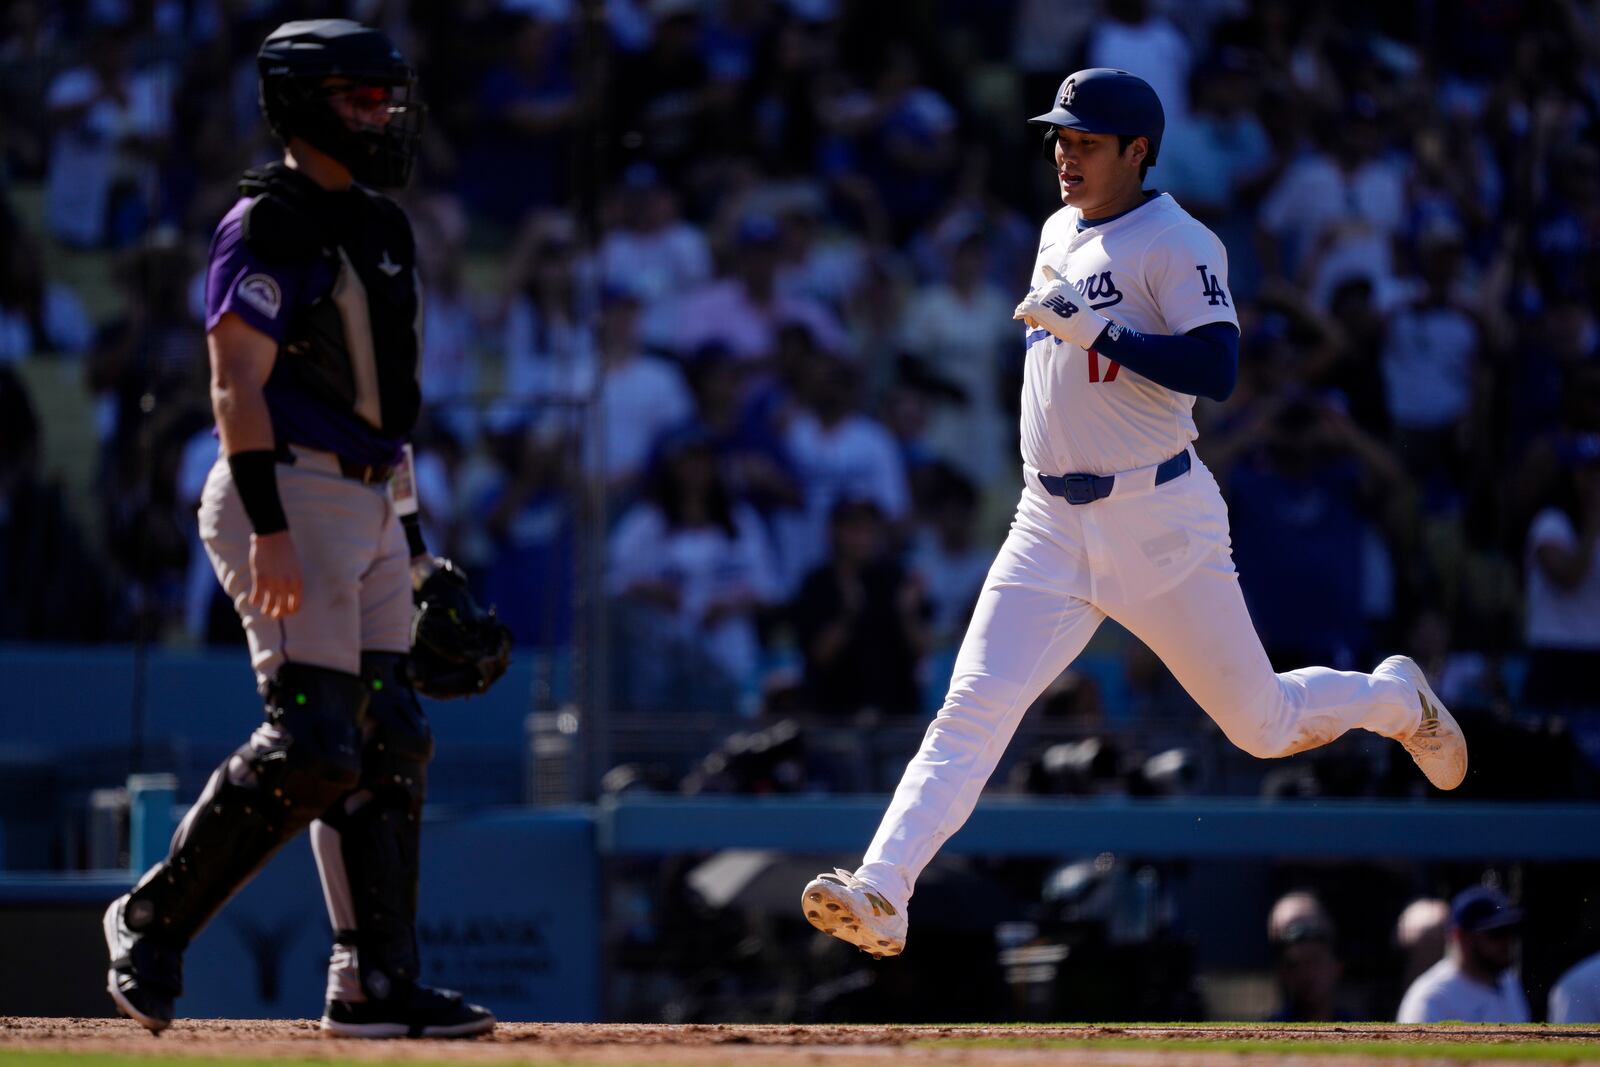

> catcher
[102,20,510,1038]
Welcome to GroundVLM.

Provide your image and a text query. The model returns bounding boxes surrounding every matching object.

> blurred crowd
[1260,881,1600,1025]
[617,837,1600,1023]
[2,0,1599,794]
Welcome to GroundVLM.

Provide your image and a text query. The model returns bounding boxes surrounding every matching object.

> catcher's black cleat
[321,982,495,1039]
[103,895,183,1034]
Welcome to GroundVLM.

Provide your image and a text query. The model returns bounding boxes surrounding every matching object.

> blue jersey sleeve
[1089,319,1239,402]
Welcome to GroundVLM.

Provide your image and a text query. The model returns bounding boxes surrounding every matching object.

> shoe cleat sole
[800,877,905,957]
[103,898,172,1035]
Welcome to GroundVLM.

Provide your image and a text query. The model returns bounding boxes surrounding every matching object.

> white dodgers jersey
[1021,192,1238,476]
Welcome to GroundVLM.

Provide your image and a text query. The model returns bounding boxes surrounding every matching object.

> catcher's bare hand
[249,530,303,618]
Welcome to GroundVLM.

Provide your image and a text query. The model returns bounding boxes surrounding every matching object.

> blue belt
[1038,449,1191,505]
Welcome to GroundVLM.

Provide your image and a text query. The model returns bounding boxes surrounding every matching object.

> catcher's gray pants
[199,445,412,684]
[191,444,429,1004]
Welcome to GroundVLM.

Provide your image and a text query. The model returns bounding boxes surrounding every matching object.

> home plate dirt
[5,1018,1600,1066]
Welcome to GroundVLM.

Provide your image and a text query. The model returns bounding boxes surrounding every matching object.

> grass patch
[0,1057,358,1067]
[0,1056,645,1067]
[920,1036,1600,1061]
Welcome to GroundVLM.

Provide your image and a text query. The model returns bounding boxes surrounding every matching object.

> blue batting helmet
[1029,68,1164,166]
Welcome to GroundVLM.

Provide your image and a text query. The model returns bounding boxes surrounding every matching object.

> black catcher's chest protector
[240,163,422,439]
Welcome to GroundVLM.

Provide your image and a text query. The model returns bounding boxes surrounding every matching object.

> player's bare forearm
[208,312,296,608]
[212,377,275,455]
[208,312,279,456]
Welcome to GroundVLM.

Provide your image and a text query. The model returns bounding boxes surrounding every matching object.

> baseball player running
[102,21,509,1037]
[802,69,1467,959]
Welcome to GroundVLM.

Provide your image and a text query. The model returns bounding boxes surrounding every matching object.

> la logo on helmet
[1060,78,1076,108]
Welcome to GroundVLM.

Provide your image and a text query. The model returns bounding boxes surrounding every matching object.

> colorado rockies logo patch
[237,273,282,319]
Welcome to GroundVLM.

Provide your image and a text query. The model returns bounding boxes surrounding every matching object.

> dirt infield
[6,1018,1600,1067]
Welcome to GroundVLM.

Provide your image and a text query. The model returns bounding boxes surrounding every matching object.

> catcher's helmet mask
[258,19,425,189]
[1030,67,1164,171]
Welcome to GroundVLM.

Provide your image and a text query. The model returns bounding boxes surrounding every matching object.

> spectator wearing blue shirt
[462,13,578,223]
[1219,393,1407,670]
[477,426,577,650]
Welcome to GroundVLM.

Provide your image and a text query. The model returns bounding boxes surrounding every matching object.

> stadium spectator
[477,424,579,650]
[1520,434,1600,711]
[1256,98,1405,295]
[0,367,109,640]
[1267,890,1331,944]
[1550,950,1600,1023]
[1085,0,1193,123]
[680,343,803,519]
[1508,299,1598,460]
[1157,49,1274,225]
[1397,886,1530,1023]
[791,497,927,717]
[609,428,777,710]
[1405,113,1500,246]
[1212,391,1407,670]
[772,189,868,309]
[1266,893,1348,1022]
[462,11,578,223]
[1377,223,1489,503]
[0,208,93,361]
[589,283,696,501]
[1306,277,1390,441]
[780,348,909,590]
[0,0,53,179]
[840,253,911,402]
[1395,897,1451,989]
[897,229,1014,483]
[839,43,959,244]
[606,0,715,182]
[411,192,486,414]
[907,153,1038,295]
[879,354,962,488]
[596,165,713,352]
[501,211,598,411]
[675,213,845,362]
[906,462,989,651]
[85,228,207,459]
[44,22,173,247]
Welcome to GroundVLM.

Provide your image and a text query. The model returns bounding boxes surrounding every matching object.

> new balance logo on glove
[1042,293,1079,317]
[1013,264,1109,349]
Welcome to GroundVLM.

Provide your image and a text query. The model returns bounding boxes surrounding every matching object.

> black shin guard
[124,664,369,947]
[314,652,434,1002]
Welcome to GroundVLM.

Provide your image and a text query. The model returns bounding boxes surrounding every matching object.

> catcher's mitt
[409,559,512,699]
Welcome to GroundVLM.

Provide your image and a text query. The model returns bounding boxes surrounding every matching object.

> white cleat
[801,868,907,959]
[1380,655,1468,790]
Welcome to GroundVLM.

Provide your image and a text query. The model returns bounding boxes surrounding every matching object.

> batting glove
[1013,264,1110,349]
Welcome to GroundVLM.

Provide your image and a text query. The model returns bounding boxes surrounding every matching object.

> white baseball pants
[854,453,1421,911]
